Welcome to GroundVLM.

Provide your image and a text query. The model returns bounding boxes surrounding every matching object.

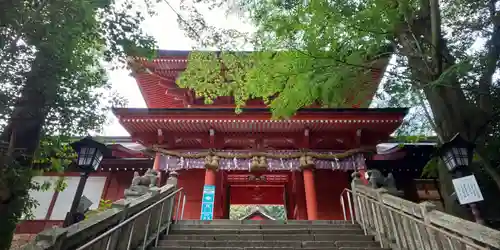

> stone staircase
[153,220,389,250]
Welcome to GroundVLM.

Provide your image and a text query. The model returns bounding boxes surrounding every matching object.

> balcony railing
[76,187,182,250]
[24,174,184,250]
[341,176,500,250]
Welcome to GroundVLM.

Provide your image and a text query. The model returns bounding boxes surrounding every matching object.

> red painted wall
[16,220,63,234]
[293,171,308,220]
[248,214,266,220]
[287,170,349,220]
[172,169,226,220]
[102,171,135,201]
[175,169,350,221]
[230,185,285,205]
[175,169,206,220]
[315,170,350,220]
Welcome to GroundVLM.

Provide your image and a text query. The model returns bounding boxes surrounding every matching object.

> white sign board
[452,175,484,205]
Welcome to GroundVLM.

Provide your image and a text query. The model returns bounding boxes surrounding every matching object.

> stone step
[153,247,389,250]
[335,241,380,248]
[165,234,374,242]
[158,240,380,248]
[170,224,361,230]
[175,220,349,225]
[160,220,384,250]
[169,228,365,235]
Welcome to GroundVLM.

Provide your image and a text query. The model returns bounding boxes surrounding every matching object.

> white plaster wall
[50,176,107,220]
[25,176,58,220]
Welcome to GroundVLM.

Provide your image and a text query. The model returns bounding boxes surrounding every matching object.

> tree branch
[0,0,49,66]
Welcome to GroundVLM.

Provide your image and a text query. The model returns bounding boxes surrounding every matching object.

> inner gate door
[230,184,285,205]
[226,173,289,206]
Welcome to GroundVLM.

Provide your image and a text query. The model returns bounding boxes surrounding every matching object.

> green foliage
[421,157,439,178]
[0,0,158,247]
[0,158,36,223]
[177,0,499,133]
[84,199,113,219]
[33,137,77,171]
[0,0,157,136]
[229,205,286,220]
[177,0,500,222]
[178,49,384,118]
[394,135,432,143]
[176,0,403,118]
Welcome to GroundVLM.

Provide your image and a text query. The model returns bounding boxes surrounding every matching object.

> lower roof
[113,107,407,149]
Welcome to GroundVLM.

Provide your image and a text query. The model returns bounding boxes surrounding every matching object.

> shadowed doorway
[228,184,287,220]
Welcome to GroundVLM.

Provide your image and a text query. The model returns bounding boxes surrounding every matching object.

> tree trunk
[437,162,473,219]
[395,2,499,219]
[0,47,60,250]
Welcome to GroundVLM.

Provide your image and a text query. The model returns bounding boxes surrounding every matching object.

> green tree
[175,0,500,220]
[0,0,156,248]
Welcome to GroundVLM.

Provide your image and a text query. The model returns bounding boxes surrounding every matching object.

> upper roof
[128,50,390,109]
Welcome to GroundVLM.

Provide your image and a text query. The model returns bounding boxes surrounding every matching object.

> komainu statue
[124,169,158,198]
[366,169,397,191]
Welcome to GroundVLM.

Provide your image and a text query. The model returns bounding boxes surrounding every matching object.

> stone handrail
[23,174,180,250]
[349,178,500,250]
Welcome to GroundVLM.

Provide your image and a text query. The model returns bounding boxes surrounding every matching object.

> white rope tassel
[166,155,170,171]
[351,156,356,171]
[280,158,285,169]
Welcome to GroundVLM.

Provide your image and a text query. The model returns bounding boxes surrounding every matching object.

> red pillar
[204,168,216,186]
[201,167,217,219]
[200,129,217,219]
[358,169,369,185]
[206,129,217,186]
[303,168,318,220]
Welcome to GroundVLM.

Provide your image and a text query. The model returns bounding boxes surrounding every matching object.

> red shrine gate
[115,50,407,220]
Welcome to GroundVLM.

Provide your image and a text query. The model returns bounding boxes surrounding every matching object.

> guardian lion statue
[366,169,397,191]
[124,169,159,198]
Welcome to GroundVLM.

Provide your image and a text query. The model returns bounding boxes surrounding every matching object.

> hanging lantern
[435,133,474,172]
[70,137,110,172]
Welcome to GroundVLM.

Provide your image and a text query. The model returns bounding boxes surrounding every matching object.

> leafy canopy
[0,0,158,247]
[0,0,157,137]
[176,0,406,117]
